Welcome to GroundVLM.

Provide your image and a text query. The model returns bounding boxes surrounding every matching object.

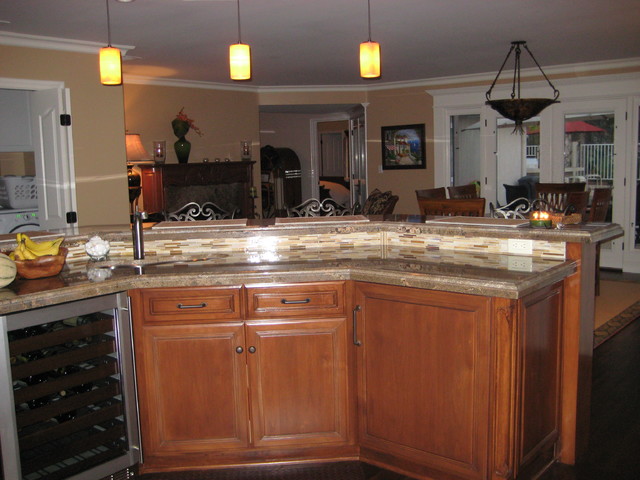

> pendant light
[100,0,122,85]
[230,0,251,80]
[485,41,559,134]
[360,0,380,78]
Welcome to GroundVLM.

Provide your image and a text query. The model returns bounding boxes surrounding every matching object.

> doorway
[0,79,77,232]
[258,104,367,213]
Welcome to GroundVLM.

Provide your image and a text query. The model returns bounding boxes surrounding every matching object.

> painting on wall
[381,124,426,170]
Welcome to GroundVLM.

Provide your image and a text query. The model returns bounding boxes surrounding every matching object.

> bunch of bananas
[10,233,64,260]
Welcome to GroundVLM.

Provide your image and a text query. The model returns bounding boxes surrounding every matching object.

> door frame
[0,77,78,231]
[430,72,640,271]
[310,103,368,207]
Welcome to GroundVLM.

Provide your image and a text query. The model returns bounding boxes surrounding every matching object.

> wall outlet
[507,256,533,272]
[507,238,533,255]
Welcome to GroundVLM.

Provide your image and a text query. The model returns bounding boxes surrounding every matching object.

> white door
[551,99,627,269]
[30,88,77,231]
[623,98,640,272]
[320,132,344,176]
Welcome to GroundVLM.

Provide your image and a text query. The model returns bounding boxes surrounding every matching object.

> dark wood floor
[139,318,640,480]
[538,316,640,480]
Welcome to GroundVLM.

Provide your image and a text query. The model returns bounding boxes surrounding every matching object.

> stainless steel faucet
[132,207,148,260]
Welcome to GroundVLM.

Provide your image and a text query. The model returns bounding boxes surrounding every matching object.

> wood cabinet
[137,164,164,215]
[353,281,564,480]
[130,279,564,478]
[129,282,354,472]
[354,282,492,480]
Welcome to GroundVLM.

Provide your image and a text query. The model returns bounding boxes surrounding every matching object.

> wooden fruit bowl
[14,247,68,279]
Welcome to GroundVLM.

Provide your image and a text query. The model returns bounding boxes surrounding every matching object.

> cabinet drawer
[246,282,345,318]
[138,287,242,323]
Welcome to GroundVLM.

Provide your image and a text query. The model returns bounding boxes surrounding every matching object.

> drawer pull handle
[280,298,311,305]
[177,302,208,309]
[236,346,244,354]
[353,305,362,346]
[248,346,256,354]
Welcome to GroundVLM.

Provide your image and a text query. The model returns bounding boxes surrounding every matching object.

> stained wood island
[0,216,622,480]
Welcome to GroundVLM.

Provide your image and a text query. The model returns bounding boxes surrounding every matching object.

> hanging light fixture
[230,0,251,80]
[485,41,559,133]
[360,0,380,78]
[100,0,122,85]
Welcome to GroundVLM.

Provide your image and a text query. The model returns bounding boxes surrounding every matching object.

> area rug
[594,280,640,329]
[593,299,640,348]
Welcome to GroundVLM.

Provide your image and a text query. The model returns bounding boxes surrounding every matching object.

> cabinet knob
[235,346,244,354]
[248,346,256,354]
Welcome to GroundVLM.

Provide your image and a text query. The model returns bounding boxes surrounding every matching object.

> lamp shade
[100,46,122,85]
[125,134,151,163]
[360,41,380,78]
[230,43,251,80]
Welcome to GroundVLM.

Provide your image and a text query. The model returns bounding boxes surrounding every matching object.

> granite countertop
[0,215,620,315]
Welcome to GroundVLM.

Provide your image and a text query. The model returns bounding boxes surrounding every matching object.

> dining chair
[415,187,447,200]
[418,198,486,217]
[589,188,612,222]
[447,184,479,199]
[534,182,586,213]
[588,188,612,296]
[565,191,590,221]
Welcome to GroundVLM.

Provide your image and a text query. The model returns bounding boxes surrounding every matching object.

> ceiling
[1,0,639,88]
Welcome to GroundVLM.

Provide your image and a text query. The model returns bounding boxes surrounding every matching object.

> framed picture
[381,124,426,170]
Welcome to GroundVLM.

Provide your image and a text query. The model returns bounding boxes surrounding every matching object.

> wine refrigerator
[0,293,140,479]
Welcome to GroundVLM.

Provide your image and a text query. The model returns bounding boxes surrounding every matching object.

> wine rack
[0,293,140,480]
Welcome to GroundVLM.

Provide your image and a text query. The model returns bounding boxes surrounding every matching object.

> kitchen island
[0,216,622,480]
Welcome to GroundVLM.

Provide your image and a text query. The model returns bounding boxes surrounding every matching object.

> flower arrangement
[171,107,203,138]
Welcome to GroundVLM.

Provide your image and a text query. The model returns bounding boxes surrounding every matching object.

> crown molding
[418,56,640,90]
[1,31,637,93]
[125,57,640,93]
[122,75,257,92]
[0,32,133,55]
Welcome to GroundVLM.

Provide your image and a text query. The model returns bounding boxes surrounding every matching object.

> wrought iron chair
[490,198,551,219]
[447,184,479,199]
[418,198,486,217]
[165,201,237,221]
[286,198,353,217]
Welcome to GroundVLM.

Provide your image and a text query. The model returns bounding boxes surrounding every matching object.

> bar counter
[0,215,622,314]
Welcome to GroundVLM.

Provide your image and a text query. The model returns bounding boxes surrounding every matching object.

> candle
[530,211,552,228]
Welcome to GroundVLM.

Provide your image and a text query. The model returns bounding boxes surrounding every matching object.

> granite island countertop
[0,216,622,315]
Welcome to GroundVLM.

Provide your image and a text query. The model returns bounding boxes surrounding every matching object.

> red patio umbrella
[564,120,605,133]
[526,121,605,134]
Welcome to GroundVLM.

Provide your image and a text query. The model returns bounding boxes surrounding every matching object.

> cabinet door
[135,322,250,455]
[354,282,491,480]
[246,318,351,448]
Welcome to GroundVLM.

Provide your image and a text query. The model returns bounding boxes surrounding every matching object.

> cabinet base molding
[138,450,360,475]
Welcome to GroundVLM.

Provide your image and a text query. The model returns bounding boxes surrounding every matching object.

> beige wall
[365,87,434,215]
[0,45,130,226]
[4,43,634,223]
[123,83,261,208]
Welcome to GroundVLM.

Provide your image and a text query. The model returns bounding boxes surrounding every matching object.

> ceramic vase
[174,137,191,164]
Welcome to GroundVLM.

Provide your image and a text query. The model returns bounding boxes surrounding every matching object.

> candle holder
[530,211,552,228]
[241,140,251,161]
[153,140,166,163]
